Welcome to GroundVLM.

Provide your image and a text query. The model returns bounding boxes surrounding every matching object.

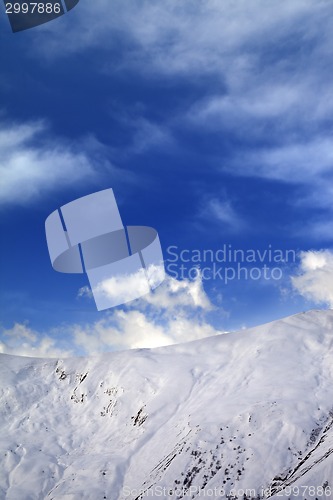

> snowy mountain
[1,309,333,500]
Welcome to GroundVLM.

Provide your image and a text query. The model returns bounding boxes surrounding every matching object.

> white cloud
[0,323,73,358]
[73,306,219,353]
[93,268,151,308]
[79,271,213,313]
[291,250,333,307]
[75,273,219,354]
[87,264,165,310]
[73,310,172,352]
[3,323,37,342]
[0,120,118,206]
[0,275,221,357]
[139,272,213,311]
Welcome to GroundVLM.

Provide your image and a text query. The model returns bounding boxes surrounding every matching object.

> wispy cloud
[198,197,244,232]
[28,2,333,192]
[34,1,329,76]
[0,119,119,206]
[226,138,333,184]
[130,118,174,154]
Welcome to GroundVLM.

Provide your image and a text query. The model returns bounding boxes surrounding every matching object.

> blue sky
[1,0,333,357]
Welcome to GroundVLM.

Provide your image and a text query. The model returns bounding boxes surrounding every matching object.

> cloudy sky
[1,0,333,357]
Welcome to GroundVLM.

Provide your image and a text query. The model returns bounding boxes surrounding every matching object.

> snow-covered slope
[1,310,333,499]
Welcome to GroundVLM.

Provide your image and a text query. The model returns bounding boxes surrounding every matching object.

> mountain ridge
[1,309,333,499]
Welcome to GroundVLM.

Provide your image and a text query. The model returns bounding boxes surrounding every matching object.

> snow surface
[1,310,333,499]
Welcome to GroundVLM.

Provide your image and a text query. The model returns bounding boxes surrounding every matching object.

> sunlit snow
[1,310,333,499]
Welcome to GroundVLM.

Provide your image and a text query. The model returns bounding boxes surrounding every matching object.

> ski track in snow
[1,310,333,499]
